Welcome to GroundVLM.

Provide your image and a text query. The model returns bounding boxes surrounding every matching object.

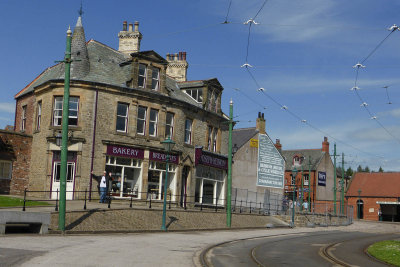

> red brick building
[0,129,32,195]
[346,172,400,222]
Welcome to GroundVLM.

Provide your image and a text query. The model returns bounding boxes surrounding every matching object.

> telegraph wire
[360,29,396,64]
[222,0,232,24]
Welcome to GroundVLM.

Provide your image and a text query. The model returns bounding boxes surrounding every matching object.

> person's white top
[100,176,107,188]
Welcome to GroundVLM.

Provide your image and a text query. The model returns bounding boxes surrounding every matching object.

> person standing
[91,171,112,203]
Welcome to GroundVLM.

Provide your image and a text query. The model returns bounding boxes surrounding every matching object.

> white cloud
[379,108,400,118]
[0,103,15,113]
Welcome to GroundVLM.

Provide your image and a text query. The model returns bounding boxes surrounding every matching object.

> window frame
[151,67,160,90]
[165,112,174,139]
[53,97,63,126]
[138,64,147,88]
[137,106,147,135]
[36,101,42,131]
[21,105,27,131]
[184,118,193,144]
[291,174,296,185]
[212,128,217,152]
[185,89,203,103]
[207,126,213,151]
[52,96,79,127]
[304,174,309,186]
[149,109,158,137]
[68,97,79,126]
[0,160,12,180]
[116,102,129,133]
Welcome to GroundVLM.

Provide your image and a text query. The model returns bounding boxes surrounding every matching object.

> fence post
[130,194,133,208]
[169,192,172,210]
[215,196,218,212]
[107,192,111,209]
[84,189,87,210]
[149,194,152,209]
[240,200,242,213]
[250,201,252,214]
[55,189,59,212]
[259,202,261,214]
[184,193,187,210]
[22,188,27,211]
[200,201,203,211]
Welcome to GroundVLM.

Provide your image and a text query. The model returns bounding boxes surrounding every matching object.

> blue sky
[0,0,399,171]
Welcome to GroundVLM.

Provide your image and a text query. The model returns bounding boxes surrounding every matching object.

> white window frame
[304,174,309,186]
[207,126,213,151]
[184,119,192,144]
[151,67,160,90]
[53,97,63,126]
[291,174,296,185]
[36,101,42,131]
[68,97,79,126]
[212,128,217,152]
[137,106,147,135]
[138,64,147,88]
[21,105,27,131]
[116,102,129,133]
[165,112,174,139]
[149,109,158,137]
[185,89,203,103]
[0,161,12,180]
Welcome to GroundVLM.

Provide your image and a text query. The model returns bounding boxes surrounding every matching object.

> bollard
[55,189,59,212]
[84,189,87,210]
[22,188,27,211]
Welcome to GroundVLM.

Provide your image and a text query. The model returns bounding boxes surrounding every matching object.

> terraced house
[13,16,229,207]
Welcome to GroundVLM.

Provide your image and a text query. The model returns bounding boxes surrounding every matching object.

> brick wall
[347,196,397,221]
[0,130,32,195]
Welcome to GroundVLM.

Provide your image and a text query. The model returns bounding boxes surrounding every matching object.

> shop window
[184,118,192,144]
[148,161,176,201]
[138,64,147,88]
[36,101,42,131]
[149,109,158,137]
[116,102,129,132]
[151,67,160,90]
[165,112,174,139]
[21,105,27,131]
[137,106,147,135]
[207,126,218,152]
[52,97,79,126]
[195,165,225,205]
[0,161,12,179]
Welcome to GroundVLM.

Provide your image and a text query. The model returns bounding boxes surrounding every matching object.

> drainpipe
[89,89,99,200]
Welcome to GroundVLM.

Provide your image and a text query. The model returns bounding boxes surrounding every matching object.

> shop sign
[149,150,179,164]
[318,171,326,186]
[195,147,228,170]
[106,145,144,159]
[257,134,285,189]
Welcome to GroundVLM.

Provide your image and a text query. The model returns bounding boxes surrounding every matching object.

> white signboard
[257,134,285,188]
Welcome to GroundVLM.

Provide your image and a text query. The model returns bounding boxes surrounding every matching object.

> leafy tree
[357,165,363,172]
[378,166,384,172]
[346,167,353,177]
[364,166,370,173]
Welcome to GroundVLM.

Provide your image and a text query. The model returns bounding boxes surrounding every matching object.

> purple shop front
[195,147,228,170]
[106,145,144,159]
[149,150,179,164]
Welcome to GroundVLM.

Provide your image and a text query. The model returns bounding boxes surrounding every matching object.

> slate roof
[232,127,259,150]
[281,149,326,171]
[346,172,400,197]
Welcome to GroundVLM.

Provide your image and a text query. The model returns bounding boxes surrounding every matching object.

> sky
[0,0,399,171]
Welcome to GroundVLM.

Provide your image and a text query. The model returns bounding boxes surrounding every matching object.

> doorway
[51,152,76,200]
[357,199,364,219]
[180,166,190,207]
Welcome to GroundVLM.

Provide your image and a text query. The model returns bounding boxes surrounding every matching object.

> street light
[160,136,175,231]
[291,167,298,227]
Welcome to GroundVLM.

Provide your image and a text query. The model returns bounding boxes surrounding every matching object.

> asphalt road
[206,231,400,266]
[0,221,399,267]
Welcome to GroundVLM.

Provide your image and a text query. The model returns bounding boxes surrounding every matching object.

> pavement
[0,221,399,267]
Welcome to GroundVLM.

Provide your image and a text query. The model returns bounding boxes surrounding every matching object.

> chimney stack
[166,51,189,82]
[118,21,143,56]
[322,136,329,153]
[275,139,282,151]
[256,112,266,134]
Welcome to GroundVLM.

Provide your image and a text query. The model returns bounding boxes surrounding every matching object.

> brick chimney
[256,112,266,134]
[275,139,282,151]
[322,136,329,153]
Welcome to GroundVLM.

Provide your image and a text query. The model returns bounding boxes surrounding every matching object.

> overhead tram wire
[222,0,232,24]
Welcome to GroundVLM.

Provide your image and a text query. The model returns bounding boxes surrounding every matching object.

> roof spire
[78,1,84,17]
[70,4,89,79]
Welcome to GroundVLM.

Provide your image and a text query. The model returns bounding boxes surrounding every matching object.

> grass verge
[0,195,51,207]
[367,240,400,266]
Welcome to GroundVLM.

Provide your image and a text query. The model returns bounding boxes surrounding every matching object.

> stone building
[346,172,400,222]
[13,16,229,207]
[232,113,285,212]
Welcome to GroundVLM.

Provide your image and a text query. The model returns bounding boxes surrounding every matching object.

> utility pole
[333,143,337,215]
[227,99,233,227]
[58,26,72,231]
[341,153,345,215]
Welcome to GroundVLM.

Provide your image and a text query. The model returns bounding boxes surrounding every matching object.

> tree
[364,166,370,173]
[346,167,353,177]
[378,166,384,172]
[357,165,363,172]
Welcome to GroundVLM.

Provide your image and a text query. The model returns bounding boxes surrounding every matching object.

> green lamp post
[58,26,72,232]
[160,136,175,231]
[357,189,362,220]
[291,167,298,227]
[227,99,233,227]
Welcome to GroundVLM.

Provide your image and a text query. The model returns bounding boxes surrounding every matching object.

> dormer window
[151,67,160,90]
[138,64,147,88]
[185,89,203,103]
[293,156,303,166]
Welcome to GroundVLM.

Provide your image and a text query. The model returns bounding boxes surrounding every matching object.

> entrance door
[180,166,189,207]
[357,200,364,219]
[51,162,76,200]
